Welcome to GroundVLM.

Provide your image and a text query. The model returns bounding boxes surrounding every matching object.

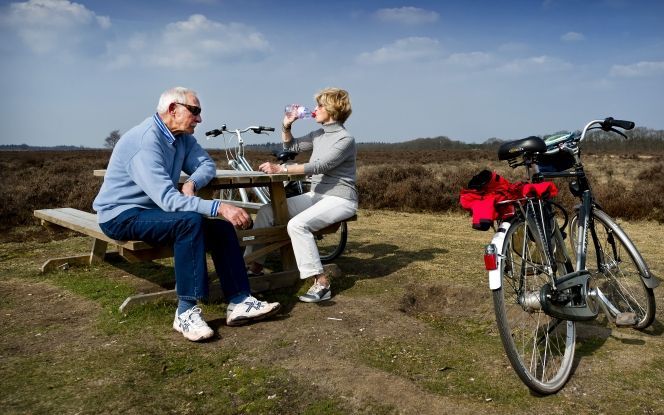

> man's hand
[218,203,252,229]
[181,181,196,196]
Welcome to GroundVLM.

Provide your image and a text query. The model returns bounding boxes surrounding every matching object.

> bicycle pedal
[614,312,638,327]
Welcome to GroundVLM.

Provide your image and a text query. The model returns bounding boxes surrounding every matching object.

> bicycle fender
[488,222,511,290]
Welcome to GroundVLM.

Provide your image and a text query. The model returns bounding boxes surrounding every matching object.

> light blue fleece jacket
[93,114,220,224]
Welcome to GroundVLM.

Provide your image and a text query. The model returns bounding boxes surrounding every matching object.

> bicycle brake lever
[611,128,628,139]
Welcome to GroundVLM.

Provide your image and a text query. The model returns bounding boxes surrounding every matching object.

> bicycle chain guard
[540,270,599,321]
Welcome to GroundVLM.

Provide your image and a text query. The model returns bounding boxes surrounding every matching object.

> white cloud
[374,7,439,25]
[3,0,110,54]
[446,51,493,68]
[609,61,664,77]
[498,55,573,73]
[561,31,585,42]
[357,37,442,64]
[106,14,270,69]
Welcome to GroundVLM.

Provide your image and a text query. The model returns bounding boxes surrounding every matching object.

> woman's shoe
[299,281,332,303]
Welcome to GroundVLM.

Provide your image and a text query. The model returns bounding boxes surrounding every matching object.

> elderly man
[93,87,280,342]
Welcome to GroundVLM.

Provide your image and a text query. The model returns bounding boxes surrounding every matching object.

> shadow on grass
[332,241,448,295]
[95,238,448,316]
[641,318,664,336]
[105,255,175,289]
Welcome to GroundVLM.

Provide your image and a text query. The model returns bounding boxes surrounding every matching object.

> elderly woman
[245,87,357,302]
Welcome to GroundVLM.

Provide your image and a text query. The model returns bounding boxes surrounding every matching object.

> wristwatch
[282,164,288,173]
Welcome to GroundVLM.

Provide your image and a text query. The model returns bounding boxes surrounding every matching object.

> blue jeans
[99,208,250,302]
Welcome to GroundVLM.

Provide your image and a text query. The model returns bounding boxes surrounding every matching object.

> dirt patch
[0,277,101,357]
[398,282,489,319]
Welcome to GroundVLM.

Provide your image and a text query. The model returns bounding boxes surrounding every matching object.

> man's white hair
[157,87,197,113]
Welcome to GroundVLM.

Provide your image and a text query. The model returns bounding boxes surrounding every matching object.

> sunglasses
[175,102,201,116]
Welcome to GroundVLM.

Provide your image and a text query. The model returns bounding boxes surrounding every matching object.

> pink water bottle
[284,104,315,119]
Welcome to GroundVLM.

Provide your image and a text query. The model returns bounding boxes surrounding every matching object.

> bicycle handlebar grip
[612,119,635,130]
[603,117,635,131]
[205,125,227,136]
[262,126,275,132]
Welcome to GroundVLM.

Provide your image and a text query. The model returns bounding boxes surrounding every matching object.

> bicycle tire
[493,216,576,395]
[317,221,348,263]
[569,209,656,329]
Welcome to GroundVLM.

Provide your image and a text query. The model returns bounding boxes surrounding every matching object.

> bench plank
[34,208,152,250]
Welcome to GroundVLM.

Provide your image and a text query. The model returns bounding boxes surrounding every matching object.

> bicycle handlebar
[205,125,274,137]
[205,125,274,135]
[580,117,634,142]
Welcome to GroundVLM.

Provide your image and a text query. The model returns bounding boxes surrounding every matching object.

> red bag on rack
[460,170,557,230]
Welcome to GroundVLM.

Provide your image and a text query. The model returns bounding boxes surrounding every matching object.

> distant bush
[598,163,664,223]
[357,163,480,213]
[1,148,662,243]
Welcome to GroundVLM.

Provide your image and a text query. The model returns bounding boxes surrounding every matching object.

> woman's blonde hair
[315,87,352,124]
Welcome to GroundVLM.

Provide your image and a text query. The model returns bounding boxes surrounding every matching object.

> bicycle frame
[211,126,271,204]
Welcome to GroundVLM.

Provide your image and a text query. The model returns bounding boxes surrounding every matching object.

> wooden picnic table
[93,168,305,270]
[36,169,342,311]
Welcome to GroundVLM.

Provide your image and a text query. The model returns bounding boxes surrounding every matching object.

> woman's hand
[283,112,297,129]
[258,162,285,174]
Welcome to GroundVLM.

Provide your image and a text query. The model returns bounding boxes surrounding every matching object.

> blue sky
[1,0,663,147]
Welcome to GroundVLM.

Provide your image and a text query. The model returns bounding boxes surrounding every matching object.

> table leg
[268,182,297,270]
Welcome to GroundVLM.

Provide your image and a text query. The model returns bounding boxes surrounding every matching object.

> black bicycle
[484,117,659,394]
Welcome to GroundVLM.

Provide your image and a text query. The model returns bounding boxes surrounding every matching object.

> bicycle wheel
[493,216,576,395]
[569,209,655,329]
[316,221,348,263]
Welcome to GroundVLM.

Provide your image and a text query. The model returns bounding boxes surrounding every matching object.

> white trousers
[244,192,357,279]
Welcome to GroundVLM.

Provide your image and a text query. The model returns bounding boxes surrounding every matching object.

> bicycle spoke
[570,210,655,328]
[494,218,575,394]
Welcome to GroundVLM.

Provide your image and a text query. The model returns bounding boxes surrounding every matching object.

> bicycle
[205,124,348,263]
[483,117,659,394]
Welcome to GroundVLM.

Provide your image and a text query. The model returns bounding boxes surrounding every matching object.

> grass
[2,210,664,414]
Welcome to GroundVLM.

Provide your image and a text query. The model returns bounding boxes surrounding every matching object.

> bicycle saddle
[498,136,547,160]
[273,150,298,163]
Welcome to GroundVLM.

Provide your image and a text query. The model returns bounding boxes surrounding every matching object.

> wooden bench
[34,208,172,272]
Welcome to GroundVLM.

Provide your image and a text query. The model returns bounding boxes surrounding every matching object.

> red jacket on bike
[460,170,558,230]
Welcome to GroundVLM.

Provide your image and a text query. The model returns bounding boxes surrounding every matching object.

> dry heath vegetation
[1,138,664,414]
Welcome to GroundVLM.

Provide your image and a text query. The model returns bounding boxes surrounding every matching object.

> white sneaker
[299,281,332,303]
[173,306,214,342]
[226,296,281,326]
